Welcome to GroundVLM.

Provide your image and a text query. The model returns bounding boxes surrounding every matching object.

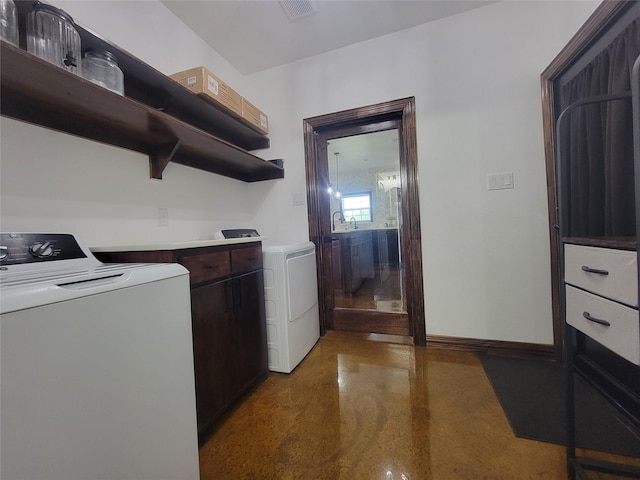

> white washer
[262,241,320,373]
[0,233,200,480]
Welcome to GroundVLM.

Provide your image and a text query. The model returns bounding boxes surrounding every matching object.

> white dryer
[262,241,320,373]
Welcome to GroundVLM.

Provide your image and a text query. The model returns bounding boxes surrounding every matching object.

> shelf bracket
[149,140,181,180]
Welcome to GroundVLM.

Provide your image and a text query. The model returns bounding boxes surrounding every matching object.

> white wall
[0,0,599,344]
[241,0,600,343]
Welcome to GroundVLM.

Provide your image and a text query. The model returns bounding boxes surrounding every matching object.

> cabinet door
[387,229,400,266]
[350,243,361,293]
[361,235,375,279]
[233,271,268,394]
[332,240,342,292]
[190,279,235,440]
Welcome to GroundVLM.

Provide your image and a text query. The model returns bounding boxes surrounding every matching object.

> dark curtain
[559,18,640,237]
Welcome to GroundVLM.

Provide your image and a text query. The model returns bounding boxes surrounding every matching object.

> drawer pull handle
[581,266,609,276]
[583,311,611,327]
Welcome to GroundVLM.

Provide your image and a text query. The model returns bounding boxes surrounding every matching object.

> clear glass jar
[0,0,18,46]
[81,49,124,95]
[27,2,81,75]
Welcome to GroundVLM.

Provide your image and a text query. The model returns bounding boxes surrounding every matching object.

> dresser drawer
[180,251,231,285]
[565,244,637,307]
[231,245,262,274]
[566,285,639,365]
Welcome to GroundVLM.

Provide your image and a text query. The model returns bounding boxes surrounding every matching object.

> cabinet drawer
[565,244,637,307]
[181,251,231,285]
[231,246,262,274]
[566,285,639,365]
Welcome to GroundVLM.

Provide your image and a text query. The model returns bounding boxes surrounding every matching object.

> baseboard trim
[426,334,556,360]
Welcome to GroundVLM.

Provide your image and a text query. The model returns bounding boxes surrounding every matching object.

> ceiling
[327,130,399,176]
[162,0,498,75]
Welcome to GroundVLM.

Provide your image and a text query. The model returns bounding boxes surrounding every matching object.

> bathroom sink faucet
[332,211,345,230]
[349,217,358,230]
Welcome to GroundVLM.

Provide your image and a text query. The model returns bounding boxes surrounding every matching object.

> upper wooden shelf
[0,39,283,182]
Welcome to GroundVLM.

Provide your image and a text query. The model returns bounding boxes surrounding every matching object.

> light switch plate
[293,193,305,206]
[487,172,514,191]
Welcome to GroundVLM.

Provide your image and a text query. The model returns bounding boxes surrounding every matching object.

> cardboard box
[241,97,269,135]
[170,67,242,117]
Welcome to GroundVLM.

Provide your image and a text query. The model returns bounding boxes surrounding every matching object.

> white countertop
[90,236,268,253]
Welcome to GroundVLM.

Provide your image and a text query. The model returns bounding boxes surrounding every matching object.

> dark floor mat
[479,354,640,457]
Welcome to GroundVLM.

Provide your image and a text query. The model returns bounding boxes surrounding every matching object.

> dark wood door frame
[541,1,633,361]
[303,97,426,347]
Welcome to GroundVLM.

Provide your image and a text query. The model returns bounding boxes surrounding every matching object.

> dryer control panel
[215,229,260,239]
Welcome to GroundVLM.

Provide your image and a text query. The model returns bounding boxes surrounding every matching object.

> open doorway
[303,98,426,346]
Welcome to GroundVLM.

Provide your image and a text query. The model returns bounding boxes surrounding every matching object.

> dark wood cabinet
[371,228,400,282]
[386,229,400,267]
[233,272,268,393]
[335,231,375,294]
[94,242,268,445]
[191,280,235,431]
[332,239,342,294]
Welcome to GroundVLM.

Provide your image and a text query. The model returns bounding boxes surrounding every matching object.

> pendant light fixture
[327,152,342,199]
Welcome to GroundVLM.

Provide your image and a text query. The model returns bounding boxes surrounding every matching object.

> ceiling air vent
[279,0,317,22]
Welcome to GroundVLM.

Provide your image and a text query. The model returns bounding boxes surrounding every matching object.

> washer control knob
[30,242,54,258]
[0,246,7,261]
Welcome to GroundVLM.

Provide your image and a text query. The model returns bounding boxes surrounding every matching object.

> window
[342,192,372,222]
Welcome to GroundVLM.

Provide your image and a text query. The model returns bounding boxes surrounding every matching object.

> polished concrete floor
[198,332,639,479]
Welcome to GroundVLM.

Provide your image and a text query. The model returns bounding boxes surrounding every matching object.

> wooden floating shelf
[0,41,284,182]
